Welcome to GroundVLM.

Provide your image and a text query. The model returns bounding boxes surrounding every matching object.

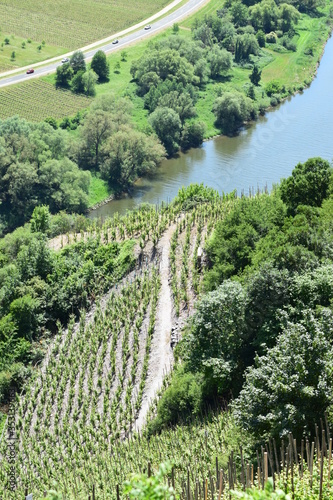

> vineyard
[0,186,238,498]
[0,80,92,121]
[0,0,172,51]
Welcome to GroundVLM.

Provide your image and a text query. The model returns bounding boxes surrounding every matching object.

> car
[61,57,70,63]
[26,68,34,74]
[144,25,151,30]
[112,39,119,44]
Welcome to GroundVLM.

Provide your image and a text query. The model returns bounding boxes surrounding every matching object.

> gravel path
[134,226,175,431]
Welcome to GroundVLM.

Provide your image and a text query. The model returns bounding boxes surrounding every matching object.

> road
[0,0,208,89]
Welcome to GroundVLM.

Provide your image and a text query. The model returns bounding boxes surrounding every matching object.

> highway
[0,0,208,88]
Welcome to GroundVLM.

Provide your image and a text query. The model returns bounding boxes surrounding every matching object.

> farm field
[0,189,235,498]
[0,0,331,136]
[0,80,92,121]
[0,0,173,54]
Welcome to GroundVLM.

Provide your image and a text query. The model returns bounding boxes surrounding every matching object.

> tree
[207,46,232,78]
[233,310,333,443]
[158,91,196,123]
[70,50,86,74]
[193,58,210,84]
[213,91,255,133]
[100,128,165,187]
[82,69,98,96]
[234,33,259,62]
[256,29,266,47]
[91,50,109,82]
[71,70,85,93]
[249,65,261,86]
[80,109,114,169]
[280,157,332,214]
[55,63,73,88]
[30,205,50,234]
[180,121,205,150]
[180,281,247,396]
[149,107,182,156]
[278,3,300,32]
[230,0,249,27]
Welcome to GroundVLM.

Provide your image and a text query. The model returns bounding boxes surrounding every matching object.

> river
[91,33,333,219]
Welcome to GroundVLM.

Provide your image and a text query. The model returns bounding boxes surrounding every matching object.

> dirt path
[134,226,175,432]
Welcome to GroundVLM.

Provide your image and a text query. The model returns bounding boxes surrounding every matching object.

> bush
[148,368,203,433]
[265,80,281,96]
[180,121,205,150]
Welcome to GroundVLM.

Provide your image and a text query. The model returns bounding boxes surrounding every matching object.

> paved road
[0,0,207,89]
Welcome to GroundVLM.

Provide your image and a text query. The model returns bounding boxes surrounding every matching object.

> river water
[91,33,333,219]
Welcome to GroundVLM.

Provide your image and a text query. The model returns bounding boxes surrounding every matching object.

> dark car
[112,39,119,44]
[26,68,34,74]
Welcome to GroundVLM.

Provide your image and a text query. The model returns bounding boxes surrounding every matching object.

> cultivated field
[0,80,92,121]
[0,0,172,50]
[0,189,234,498]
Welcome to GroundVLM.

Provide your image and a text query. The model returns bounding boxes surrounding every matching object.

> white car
[112,39,119,44]
[144,25,151,30]
[61,57,70,63]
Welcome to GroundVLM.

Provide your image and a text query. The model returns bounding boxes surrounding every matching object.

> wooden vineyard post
[116,484,120,500]
[205,478,208,500]
[300,440,304,479]
[310,442,315,489]
[92,484,95,500]
[264,452,268,485]
[148,461,151,478]
[319,443,324,500]
[172,466,175,490]
[328,438,332,484]
[218,470,223,500]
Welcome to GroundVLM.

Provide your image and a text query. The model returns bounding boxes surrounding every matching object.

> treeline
[0,95,165,233]
[0,212,135,404]
[150,157,333,445]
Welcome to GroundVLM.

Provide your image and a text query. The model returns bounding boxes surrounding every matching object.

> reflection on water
[91,34,333,219]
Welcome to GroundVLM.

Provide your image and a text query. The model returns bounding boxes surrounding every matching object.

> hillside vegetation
[1,158,333,497]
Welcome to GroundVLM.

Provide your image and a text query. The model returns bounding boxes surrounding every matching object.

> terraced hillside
[0,187,236,498]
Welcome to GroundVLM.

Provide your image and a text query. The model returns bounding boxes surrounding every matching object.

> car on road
[144,25,151,30]
[26,68,34,74]
[112,39,119,44]
[61,57,70,63]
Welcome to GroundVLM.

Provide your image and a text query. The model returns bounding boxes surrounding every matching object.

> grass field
[0,0,172,69]
[0,35,66,72]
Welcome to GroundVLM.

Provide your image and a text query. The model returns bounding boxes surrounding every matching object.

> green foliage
[100,127,165,188]
[213,91,256,133]
[149,107,182,156]
[234,33,259,62]
[148,368,203,432]
[249,65,261,86]
[233,310,333,443]
[91,50,110,82]
[30,205,50,234]
[280,157,332,214]
[0,117,91,230]
[180,281,247,396]
[180,121,205,150]
[55,63,73,88]
[124,462,175,500]
[70,50,86,74]
[232,478,291,499]
[82,69,98,96]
